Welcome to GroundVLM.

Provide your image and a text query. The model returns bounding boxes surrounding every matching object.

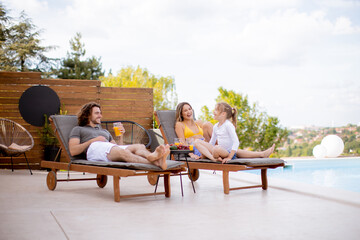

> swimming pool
[259,157,360,193]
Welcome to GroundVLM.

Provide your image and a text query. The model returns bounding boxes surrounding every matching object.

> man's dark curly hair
[77,102,101,126]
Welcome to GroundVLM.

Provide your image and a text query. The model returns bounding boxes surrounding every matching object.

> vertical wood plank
[113,176,120,202]
[261,169,268,190]
[222,170,230,194]
[164,174,171,198]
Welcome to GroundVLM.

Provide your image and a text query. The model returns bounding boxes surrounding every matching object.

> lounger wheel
[188,169,200,181]
[96,174,108,188]
[46,171,57,191]
[147,174,159,186]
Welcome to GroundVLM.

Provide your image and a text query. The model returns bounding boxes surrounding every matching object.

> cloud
[232,10,338,66]
[6,0,48,15]
[333,16,360,34]
[7,0,358,67]
[318,0,360,8]
[2,0,360,127]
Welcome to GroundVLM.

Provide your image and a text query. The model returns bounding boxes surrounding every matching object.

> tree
[54,32,104,80]
[200,87,288,151]
[1,4,10,42]
[100,66,177,111]
[0,3,11,68]
[344,140,360,154]
[200,105,215,124]
[0,4,55,73]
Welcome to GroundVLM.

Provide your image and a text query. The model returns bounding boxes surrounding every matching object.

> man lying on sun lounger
[68,102,169,170]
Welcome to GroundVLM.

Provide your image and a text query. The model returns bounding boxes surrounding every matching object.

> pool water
[258,157,360,193]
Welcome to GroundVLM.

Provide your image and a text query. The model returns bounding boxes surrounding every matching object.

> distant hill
[278,124,360,157]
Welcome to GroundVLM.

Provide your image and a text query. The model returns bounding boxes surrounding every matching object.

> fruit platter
[170,143,190,150]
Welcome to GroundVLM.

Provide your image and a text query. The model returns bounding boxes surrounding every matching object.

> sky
[3,0,360,128]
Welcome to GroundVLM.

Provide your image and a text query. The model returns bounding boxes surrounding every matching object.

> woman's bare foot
[262,144,275,158]
[189,153,200,160]
[147,145,165,162]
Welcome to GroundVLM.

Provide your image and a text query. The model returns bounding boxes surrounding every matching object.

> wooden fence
[0,71,153,169]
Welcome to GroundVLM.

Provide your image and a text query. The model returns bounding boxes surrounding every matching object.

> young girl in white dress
[194,102,275,163]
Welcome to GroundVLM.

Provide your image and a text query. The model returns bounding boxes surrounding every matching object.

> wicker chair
[0,118,33,174]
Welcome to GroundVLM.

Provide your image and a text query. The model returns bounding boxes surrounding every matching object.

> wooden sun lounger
[40,115,184,202]
[154,110,285,194]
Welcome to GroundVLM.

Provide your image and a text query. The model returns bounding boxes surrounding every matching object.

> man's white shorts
[87,141,128,162]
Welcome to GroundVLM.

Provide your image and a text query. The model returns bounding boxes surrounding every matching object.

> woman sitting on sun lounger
[174,102,213,159]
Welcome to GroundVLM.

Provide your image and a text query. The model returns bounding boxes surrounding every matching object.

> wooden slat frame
[40,161,182,202]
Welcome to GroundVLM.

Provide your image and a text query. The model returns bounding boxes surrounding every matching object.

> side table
[170,149,196,195]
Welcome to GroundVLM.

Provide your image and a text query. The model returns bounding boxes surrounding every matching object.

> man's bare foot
[153,145,169,170]
[262,144,275,158]
[148,145,165,162]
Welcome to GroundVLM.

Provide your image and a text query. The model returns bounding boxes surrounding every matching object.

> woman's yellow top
[183,123,203,138]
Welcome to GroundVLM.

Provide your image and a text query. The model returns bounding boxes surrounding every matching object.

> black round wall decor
[19,85,60,126]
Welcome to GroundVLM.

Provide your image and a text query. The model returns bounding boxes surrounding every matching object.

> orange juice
[113,122,123,136]
[186,138,194,151]
[113,126,122,136]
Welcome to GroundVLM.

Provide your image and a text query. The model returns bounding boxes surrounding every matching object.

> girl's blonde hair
[216,102,237,127]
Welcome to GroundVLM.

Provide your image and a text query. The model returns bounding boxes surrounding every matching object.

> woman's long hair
[77,102,101,126]
[175,102,195,123]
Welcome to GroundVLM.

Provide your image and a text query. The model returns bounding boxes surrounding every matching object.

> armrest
[101,120,152,148]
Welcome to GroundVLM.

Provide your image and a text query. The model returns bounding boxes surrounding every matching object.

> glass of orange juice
[113,122,123,136]
[186,138,194,151]
[174,138,181,146]
[174,138,186,147]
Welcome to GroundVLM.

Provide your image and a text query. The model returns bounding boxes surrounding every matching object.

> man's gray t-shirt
[69,125,114,159]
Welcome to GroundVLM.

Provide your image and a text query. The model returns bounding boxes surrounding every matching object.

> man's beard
[90,118,101,124]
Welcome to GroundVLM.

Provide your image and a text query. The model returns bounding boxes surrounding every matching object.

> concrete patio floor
[1,168,360,240]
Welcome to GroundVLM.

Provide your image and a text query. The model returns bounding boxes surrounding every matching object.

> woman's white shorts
[87,141,128,162]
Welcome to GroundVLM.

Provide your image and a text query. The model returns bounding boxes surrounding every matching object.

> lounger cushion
[72,159,183,171]
[173,155,284,166]
[227,158,284,166]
